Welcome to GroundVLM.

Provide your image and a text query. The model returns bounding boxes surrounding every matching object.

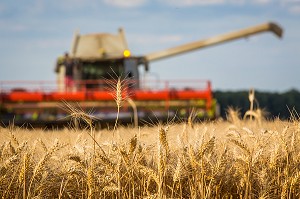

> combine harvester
[0,22,282,127]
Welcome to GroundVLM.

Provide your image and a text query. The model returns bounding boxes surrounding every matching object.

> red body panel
[1,88,212,102]
[7,92,44,102]
[170,90,211,100]
[0,80,213,110]
[133,90,169,100]
[89,91,114,100]
[48,92,86,101]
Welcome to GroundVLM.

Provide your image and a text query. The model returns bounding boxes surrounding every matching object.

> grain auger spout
[144,22,283,63]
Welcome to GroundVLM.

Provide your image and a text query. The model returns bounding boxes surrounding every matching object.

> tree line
[213,89,300,120]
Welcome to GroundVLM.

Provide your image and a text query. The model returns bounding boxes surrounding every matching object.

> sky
[0,0,299,92]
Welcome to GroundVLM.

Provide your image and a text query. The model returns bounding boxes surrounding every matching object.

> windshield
[81,59,124,80]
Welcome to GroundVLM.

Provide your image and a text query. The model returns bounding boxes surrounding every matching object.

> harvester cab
[1,22,283,127]
[55,28,144,91]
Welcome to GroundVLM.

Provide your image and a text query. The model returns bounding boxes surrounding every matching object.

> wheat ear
[159,127,169,156]
[114,77,123,132]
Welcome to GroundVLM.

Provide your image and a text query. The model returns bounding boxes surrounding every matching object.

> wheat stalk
[112,77,129,133]
[197,136,215,159]
[105,72,128,131]
[96,151,115,169]
[248,88,255,121]
[159,127,169,156]
[229,138,251,157]
[226,107,241,125]
[127,98,138,128]
[60,101,109,161]
[129,134,137,156]
[173,156,182,182]
[18,152,30,198]
[9,132,19,147]
[27,139,66,198]
[87,165,95,199]
[38,138,48,152]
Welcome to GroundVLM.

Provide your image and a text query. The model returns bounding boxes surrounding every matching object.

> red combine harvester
[0,22,282,127]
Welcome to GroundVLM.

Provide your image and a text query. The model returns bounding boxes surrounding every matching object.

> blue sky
[0,0,299,92]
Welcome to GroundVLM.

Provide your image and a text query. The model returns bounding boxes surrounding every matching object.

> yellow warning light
[123,50,131,58]
[98,48,105,55]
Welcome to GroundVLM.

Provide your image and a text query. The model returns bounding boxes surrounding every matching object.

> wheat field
[1,107,300,198]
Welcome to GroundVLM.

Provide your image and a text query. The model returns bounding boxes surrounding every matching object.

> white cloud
[103,0,147,7]
[161,0,278,6]
[253,0,272,5]
[280,0,300,14]
[229,0,245,4]
[162,0,225,6]
[288,5,300,13]
[281,0,300,3]
[58,0,95,10]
